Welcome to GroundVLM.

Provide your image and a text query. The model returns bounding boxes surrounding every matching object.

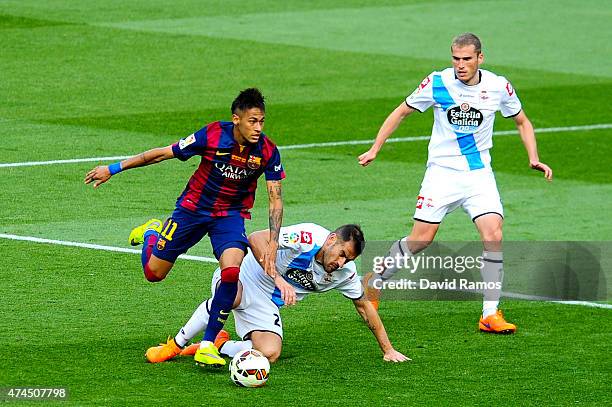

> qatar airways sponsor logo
[447,103,483,132]
[214,162,256,180]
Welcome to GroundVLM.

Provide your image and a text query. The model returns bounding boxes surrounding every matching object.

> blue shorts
[152,207,249,263]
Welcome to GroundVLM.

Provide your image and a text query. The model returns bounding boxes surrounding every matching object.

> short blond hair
[451,33,482,53]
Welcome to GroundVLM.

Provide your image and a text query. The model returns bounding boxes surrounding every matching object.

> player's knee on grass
[260,347,281,363]
[250,331,282,363]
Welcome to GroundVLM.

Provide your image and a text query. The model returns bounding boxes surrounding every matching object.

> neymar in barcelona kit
[85,88,285,366]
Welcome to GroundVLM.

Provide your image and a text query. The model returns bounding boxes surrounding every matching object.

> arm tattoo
[366,319,377,332]
[267,181,283,243]
[267,181,282,200]
[269,208,283,243]
[356,300,377,332]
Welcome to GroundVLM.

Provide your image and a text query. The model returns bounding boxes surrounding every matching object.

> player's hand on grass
[358,149,377,167]
[84,165,112,188]
[383,349,411,363]
[274,275,296,306]
[529,161,553,181]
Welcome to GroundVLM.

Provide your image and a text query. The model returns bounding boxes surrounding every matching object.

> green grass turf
[0,242,610,406]
[1,0,611,405]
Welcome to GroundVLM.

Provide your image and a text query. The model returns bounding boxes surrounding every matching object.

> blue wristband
[108,162,123,175]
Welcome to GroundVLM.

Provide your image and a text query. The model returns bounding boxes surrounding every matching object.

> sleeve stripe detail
[405,101,424,113]
[502,109,522,118]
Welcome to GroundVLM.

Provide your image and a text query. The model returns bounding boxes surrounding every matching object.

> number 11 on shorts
[161,220,178,241]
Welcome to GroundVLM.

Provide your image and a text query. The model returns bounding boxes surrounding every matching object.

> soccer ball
[229,349,270,387]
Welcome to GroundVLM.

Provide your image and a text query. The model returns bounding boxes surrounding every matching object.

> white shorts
[211,268,283,340]
[413,164,504,224]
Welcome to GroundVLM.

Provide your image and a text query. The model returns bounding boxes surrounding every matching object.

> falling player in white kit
[358,33,552,334]
[145,223,409,363]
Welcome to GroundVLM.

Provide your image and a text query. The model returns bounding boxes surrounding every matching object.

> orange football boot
[214,329,230,351]
[479,310,516,334]
[179,329,231,356]
[180,342,199,356]
[145,337,182,363]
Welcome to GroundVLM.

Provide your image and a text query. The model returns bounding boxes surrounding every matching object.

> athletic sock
[219,340,253,358]
[141,229,161,281]
[141,229,159,266]
[480,250,504,318]
[202,266,240,342]
[380,238,413,280]
[174,299,211,347]
[482,301,499,319]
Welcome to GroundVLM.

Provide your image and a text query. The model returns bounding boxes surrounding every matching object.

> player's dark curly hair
[231,88,265,114]
[334,224,365,256]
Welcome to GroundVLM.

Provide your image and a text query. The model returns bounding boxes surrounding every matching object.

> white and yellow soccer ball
[229,349,270,387]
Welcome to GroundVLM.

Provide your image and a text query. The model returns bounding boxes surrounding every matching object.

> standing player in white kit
[358,33,552,333]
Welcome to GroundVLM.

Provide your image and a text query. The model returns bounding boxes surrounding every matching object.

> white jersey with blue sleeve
[405,68,522,171]
[212,223,363,339]
[238,223,363,306]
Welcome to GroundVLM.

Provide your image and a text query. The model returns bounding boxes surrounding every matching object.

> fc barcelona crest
[157,238,166,251]
[247,155,262,169]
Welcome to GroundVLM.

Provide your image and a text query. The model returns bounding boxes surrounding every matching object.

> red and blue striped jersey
[171,121,285,219]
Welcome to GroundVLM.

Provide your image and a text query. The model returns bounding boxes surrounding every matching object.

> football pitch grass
[1,0,611,405]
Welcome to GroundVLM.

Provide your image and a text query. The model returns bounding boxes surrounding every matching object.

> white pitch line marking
[0,233,217,263]
[1,232,610,309]
[549,300,612,309]
[1,123,611,168]
[439,288,612,310]
[501,291,612,309]
[0,156,133,169]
